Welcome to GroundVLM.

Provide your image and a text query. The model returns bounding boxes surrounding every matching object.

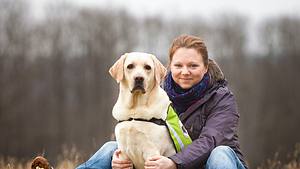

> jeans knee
[211,146,232,155]
[206,146,236,169]
[101,141,118,152]
[103,141,118,148]
[76,141,118,169]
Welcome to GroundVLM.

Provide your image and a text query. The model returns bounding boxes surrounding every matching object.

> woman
[76,35,248,169]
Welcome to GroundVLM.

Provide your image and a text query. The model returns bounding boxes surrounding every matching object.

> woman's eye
[174,64,182,68]
[127,64,134,69]
[190,64,199,68]
[144,65,151,70]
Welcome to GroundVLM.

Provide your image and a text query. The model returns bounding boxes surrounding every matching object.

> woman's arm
[169,89,239,169]
[144,155,177,169]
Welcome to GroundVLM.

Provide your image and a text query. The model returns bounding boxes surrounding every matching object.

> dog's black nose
[135,76,144,83]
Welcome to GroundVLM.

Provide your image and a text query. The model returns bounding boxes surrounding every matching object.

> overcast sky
[31,0,300,21]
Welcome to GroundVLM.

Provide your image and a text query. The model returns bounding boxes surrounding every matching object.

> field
[257,143,300,169]
[0,146,82,169]
[0,144,299,169]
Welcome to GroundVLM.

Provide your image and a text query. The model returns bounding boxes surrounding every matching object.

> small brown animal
[31,156,52,169]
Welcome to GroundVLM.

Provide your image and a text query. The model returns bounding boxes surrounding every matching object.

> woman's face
[170,48,208,89]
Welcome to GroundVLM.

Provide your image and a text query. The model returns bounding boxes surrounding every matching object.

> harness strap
[119,118,166,126]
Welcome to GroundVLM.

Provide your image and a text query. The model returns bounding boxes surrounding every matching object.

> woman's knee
[76,141,118,169]
[87,141,118,161]
[206,146,236,169]
[101,141,118,152]
[103,141,118,148]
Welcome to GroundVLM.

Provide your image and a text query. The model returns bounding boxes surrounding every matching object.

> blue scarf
[163,72,210,115]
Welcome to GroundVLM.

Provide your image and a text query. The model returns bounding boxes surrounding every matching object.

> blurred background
[0,0,299,168]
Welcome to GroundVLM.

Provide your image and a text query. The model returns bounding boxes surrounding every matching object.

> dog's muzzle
[131,76,146,94]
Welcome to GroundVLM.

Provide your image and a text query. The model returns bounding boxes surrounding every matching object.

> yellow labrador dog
[109,52,176,169]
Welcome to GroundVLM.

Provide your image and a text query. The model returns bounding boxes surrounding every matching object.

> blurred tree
[256,16,300,165]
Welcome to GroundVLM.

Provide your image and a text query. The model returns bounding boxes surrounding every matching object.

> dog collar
[119,118,166,126]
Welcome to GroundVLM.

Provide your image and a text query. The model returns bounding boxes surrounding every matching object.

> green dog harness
[118,105,192,152]
[166,105,192,152]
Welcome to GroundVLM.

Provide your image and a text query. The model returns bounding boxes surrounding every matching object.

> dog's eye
[144,65,151,70]
[127,64,134,69]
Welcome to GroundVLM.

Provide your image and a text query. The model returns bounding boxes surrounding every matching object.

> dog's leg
[139,137,161,162]
[118,150,130,161]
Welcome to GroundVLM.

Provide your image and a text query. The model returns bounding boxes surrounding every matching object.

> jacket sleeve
[168,88,239,169]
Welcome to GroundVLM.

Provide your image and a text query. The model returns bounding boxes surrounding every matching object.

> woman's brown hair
[168,34,209,67]
[168,34,224,83]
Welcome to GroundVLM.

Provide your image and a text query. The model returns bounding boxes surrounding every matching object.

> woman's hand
[111,149,133,169]
[144,155,177,169]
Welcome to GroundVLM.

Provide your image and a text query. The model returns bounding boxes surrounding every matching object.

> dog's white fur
[109,52,176,169]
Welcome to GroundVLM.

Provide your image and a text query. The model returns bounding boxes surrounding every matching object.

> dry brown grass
[1,143,300,169]
[0,146,82,169]
[55,145,82,169]
[0,157,31,169]
[258,143,300,169]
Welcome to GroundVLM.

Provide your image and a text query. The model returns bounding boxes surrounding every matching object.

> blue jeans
[76,141,118,169]
[76,142,245,169]
[206,146,246,169]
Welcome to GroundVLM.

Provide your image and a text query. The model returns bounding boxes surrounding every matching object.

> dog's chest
[115,120,167,146]
[115,121,172,167]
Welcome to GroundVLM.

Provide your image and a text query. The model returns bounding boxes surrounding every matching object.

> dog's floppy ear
[109,54,127,83]
[151,54,167,85]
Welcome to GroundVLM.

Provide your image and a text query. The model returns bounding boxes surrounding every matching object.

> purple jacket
[168,60,248,169]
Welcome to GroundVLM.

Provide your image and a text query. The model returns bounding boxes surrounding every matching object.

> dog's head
[109,52,166,94]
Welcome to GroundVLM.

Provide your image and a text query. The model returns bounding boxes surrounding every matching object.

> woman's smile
[170,48,208,89]
[179,78,193,81]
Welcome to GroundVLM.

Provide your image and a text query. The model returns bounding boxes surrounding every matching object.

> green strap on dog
[166,105,192,152]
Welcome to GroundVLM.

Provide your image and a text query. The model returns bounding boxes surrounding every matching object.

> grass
[0,144,299,169]
[0,146,83,169]
[257,143,300,169]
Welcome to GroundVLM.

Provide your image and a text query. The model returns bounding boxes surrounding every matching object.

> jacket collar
[179,80,227,122]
